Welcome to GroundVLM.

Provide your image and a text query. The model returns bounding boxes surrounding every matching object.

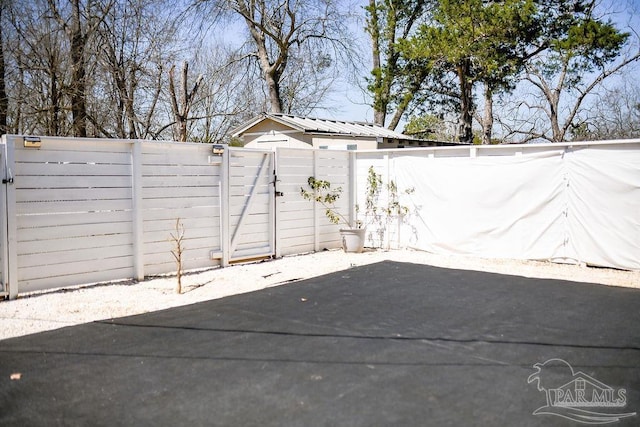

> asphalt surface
[1,261,639,426]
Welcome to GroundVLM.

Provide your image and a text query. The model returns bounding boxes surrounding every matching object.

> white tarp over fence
[355,141,640,271]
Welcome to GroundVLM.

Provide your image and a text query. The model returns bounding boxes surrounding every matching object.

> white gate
[221,148,276,265]
[275,148,352,256]
[221,147,351,264]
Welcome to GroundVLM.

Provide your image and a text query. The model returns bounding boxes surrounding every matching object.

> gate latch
[2,169,13,184]
[275,191,284,197]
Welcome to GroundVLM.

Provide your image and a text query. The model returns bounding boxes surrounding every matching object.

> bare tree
[571,71,640,140]
[168,62,203,142]
[188,46,264,143]
[0,1,7,134]
[6,0,70,135]
[47,0,113,137]
[200,0,356,115]
[522,55,640,142]
[169,218,186,294]
[92,0,180,139]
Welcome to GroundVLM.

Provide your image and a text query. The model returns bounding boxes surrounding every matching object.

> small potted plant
[300,177,366,253]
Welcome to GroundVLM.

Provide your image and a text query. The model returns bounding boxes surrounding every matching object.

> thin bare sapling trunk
[170,218,186,294]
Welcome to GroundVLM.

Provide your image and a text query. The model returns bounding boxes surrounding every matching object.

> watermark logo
[528,358,636,424]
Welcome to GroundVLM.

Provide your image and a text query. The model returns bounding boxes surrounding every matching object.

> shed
[231,113,457,150]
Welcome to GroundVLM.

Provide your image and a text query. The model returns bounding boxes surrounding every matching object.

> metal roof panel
[268,114,412,139]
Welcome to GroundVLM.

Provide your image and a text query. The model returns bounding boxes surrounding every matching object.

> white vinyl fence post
[0,137,7,299]
[384,153,391,250]
[313,150,319,252]
[268,151,276,258]
[274,148,282,259]
[349,151,357,228]
[221,147,230,267]
[5,137,18,299]
[131,140,144,281]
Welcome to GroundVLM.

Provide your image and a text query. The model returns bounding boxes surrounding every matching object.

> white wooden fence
[0,137,351,299]
[1,136,637,299]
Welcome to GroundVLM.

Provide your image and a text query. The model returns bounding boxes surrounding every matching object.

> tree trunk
[168,65,186,141]
[368,0,386,126]
[264,70,283,114]
[69,0,87,137]
[481,84,493,144]
[254,33,283,114]
[0,6,7,135]
[49,63,60,135]
[550,90,563,142]
[457,61,474,143]
[387,67,430,131]
[168,62,202,142]
[239,3,284,115]
[125,71,138,139]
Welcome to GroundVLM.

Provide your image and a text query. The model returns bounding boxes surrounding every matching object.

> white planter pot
[339,228,366,253]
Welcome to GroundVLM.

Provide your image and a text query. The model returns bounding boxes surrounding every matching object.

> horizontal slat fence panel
[18,175,132,188]
[11,136,135,293]
[19,245,135,269]
[17,233,132,254]
[21,268,137,293]
[20,162,132,176]
[275,148,351,256]
[0,136,229,295]
[140,141,221,273]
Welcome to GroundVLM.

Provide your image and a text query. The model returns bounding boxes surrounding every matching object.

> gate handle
[2,168,13,184]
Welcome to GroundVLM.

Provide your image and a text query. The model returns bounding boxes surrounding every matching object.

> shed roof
[232,113,413,140]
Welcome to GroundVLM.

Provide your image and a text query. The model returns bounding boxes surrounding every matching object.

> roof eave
[231,113,309,138]
[305,131,412,140]
[230,114,267,138]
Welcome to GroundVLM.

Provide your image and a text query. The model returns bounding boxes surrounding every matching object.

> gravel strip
[1,249,638,340]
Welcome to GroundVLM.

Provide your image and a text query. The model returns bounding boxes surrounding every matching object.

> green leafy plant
[300,177,358,228]
[301,169,415,237]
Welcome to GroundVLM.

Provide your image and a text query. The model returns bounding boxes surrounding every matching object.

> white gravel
[1,248,638,341]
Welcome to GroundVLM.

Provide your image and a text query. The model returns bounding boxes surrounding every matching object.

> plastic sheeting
[383,144,639,271]
[565,145,640,270]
